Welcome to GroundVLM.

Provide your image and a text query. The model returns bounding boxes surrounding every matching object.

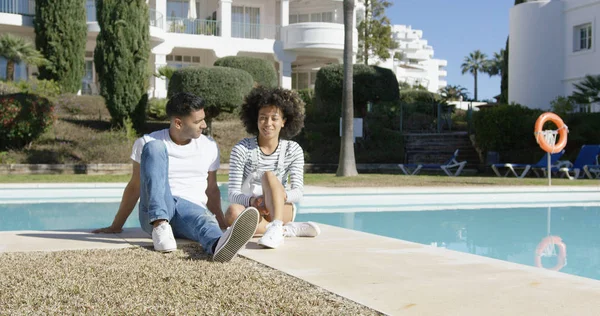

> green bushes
[34,0,87,93]
[214,56,277,88]
[314,64,399,119]
[147,98,168,120]
[167,66,253,132]
[0,93,55,150]
[94,0,150,133]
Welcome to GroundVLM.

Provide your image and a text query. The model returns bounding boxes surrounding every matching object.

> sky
[387,0,515,101]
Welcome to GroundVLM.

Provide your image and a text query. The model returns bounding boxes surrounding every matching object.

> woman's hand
[251,196,269,216]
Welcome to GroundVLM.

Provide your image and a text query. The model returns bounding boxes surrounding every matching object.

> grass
[0,244,380,315]
[0,173,598,186]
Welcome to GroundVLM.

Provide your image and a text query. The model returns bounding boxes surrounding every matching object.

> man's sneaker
[283,221,321,237]
[213,207,259,263]
[257,220,285,249]
[152,221,177,252]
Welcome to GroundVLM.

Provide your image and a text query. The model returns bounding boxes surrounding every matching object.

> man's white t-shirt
[130,129,220,207]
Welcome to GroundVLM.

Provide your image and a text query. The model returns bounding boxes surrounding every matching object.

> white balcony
[438,70,447,77]
[438,60,448,67]
[281,22,358,57]
[0,0,34,27]
[405,51,432,61]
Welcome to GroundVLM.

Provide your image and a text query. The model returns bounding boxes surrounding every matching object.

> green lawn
[0,173,597,186]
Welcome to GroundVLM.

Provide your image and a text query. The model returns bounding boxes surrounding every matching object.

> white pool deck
[2,183,600,315]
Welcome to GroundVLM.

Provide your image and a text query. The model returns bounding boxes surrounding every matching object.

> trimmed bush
[0,93,55,150]
[314,64,399,119]
[167,66,254,132]
[147,98,168,120]
[12,79,61,100]
[34,0,87,93]
[94,0,150,133]
[0,82,21,95]
[214,56,277,88]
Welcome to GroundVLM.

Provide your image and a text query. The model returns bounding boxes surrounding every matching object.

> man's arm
[92,161,141,233]
[206,170,226,230]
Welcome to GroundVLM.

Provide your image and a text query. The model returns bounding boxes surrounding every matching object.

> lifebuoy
[534,236,567,271]
[534,112,568,153]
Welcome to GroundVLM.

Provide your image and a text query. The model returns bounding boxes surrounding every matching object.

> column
[279,60,292,89]
[154,54,168,98]
[155,0,167,30]
[280,0,289,27]
[219,0,232,38]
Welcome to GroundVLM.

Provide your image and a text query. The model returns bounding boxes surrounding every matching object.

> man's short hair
[166,92,205,118]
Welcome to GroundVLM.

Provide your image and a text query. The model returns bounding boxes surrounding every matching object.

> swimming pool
[2,183,600,282]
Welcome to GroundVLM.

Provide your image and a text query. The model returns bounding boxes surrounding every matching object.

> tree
[337,0,358,177]
[484,49,505,77]
[34,0,87,93]
[0,34,48,81]
[94,0,150,133]
[357,0,398,65]
[570,74,600,104]
[461,50,488,101]
[439,85,469,101]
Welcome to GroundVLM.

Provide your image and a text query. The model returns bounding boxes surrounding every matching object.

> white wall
[509,0,600,111]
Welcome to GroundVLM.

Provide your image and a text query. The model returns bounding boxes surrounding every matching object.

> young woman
[225,86,320,249]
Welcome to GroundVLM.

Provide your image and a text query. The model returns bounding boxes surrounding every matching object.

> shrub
[473,103,543,162]
[0,82,20,95]
[12,79,61,100]
[550,96,575,116]
[314,64,399,119]
[34,0,87,93]
[167,66,254,133]
[94,0,150,133]
[0,93,55,150]
[297,88,315,116]
[147,98,168,120]
[214,56,277,88]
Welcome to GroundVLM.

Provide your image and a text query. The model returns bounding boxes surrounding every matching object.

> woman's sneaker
[258,220,285,249]
[152,221,177,252]
[283,222,321,238]
[213,207,260,263]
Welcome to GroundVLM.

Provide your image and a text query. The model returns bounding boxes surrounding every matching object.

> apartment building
[509,0,600,112]
[375,24,448,94]
[0,0,359,97]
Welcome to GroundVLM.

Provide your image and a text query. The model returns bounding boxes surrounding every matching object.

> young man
[92,92,259,262]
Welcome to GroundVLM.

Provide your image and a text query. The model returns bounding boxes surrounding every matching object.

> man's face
[176,108,207,139]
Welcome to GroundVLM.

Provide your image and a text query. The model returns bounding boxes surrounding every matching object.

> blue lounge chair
[398,149,467,177]
[491,150,565,178]
[558,145,600,180]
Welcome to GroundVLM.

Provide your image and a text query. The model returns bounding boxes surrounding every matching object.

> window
[291,72,310,89]
[166,54,202,68]
[0,57,28,81]
[232,6,260,39]
[574,23,592,51]
[289,12,332,24]
[167,0,200,19]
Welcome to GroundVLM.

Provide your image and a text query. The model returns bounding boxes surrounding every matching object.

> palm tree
[0,33,48,81]
[439,85,469,101]
[337,0,358,177]
[484,49,505,77]
[570,74,600,104]
[461,50,488,101]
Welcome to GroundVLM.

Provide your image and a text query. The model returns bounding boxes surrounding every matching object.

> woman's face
[257,105,286,140]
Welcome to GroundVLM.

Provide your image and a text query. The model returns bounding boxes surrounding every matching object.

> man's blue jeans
[138,140,222,254]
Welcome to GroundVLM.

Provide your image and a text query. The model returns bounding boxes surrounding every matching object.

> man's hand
[91,226,123,234]
[251,196,269,216]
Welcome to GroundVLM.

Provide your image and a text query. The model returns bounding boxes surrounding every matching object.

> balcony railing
[166,17,219,36]
[86,4,163,30]
[0,0,35,16]
[232,22,279,40]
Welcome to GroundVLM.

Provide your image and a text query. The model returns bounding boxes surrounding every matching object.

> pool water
[2,203,599,281]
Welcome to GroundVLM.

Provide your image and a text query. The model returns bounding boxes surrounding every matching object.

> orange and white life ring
[534,236,567,271]
[534,112,568,153]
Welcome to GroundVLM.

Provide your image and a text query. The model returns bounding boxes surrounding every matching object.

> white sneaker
[283,221,321,237]
[213,207,259,263]
[257,220,285,249]
[152,221,177,252]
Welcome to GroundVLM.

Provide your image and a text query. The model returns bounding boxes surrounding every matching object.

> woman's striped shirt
[228,137,304,206]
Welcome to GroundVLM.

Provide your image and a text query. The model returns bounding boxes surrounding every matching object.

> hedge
[0,93,55,150]
[214,56,277,88]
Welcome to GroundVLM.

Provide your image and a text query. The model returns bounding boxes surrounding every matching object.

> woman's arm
[284,142,304,203]
[228,140,253,206]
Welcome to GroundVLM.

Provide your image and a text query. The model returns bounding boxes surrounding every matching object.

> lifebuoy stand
[534,112,568,186]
